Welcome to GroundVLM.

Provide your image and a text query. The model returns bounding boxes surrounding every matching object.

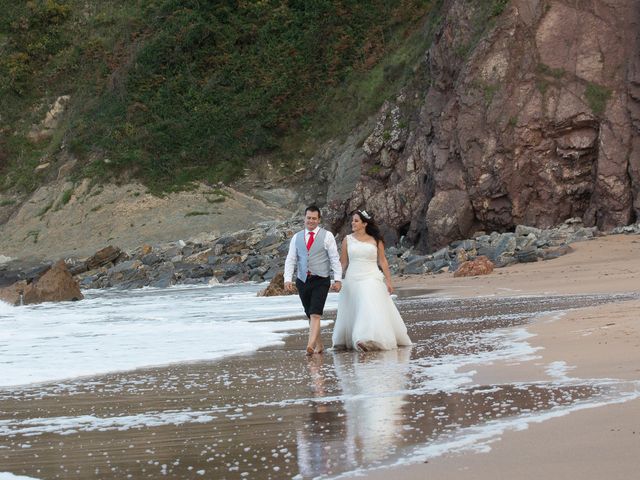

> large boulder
[86,245,122,270]
[257,272,296,297]
[0,260,83,305]
[453,256,495,278]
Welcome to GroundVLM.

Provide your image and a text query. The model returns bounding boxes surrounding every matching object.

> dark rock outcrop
[74,215,611,290]
[76,221,301,290]
[611,222,640,235]
[316,0,640,251]
[0,260,83,305]
[392,217,594,276]
[86,246,122,270]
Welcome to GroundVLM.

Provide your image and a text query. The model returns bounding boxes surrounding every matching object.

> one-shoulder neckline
[349,234,377,248]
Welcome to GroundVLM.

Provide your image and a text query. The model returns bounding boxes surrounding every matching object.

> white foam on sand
[545,361,575,381]
[0,474,42,480]
[2,300,637,480]
[0,409,224,438]
[408,326,540,394]
[0,346,532,443]
[333,384,640,479]
[0,325,545,437]
[0,284,338,388]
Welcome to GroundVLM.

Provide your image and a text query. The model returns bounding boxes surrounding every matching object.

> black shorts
[296,275,331,318]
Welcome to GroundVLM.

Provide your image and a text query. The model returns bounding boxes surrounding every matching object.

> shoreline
[395,234,639,297]
[1,235,638,479]
[364,234,640,479]
[4,292,629,479]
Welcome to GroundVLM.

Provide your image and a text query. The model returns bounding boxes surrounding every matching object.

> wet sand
[371,234,640,479]
[1,234,639,479]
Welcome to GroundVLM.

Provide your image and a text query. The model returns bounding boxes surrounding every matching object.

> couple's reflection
[296,348,412,478]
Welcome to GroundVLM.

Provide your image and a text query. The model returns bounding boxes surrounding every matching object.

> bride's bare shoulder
[358,234,377,246]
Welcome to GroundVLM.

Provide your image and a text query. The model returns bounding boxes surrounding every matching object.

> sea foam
[0,283,337,387]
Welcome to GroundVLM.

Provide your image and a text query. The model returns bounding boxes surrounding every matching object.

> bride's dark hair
[354,210,383,244]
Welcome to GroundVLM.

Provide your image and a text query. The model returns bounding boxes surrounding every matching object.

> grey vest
[295,228,330,282]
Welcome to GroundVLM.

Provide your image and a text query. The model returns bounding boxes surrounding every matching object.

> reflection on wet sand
[293,348,608,479]
[1,293,638,479]
[296,354,334,478]
[337,349,411,466]
[297,349,411,477]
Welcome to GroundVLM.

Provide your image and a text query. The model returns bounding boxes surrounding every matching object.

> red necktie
[306,231,315,251]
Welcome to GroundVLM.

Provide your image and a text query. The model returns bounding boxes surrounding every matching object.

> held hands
[285,281,341,292]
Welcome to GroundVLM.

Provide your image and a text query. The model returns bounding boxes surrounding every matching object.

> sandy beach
[397,233,640,297]
[372,233,640,479]
[0,234,639,479]
[371,301,640,480]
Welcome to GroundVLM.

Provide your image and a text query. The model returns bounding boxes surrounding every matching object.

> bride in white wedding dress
[332,210,412,351]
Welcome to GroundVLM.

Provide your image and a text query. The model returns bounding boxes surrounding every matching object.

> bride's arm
[377,241,394,294]
[340,237,349,275]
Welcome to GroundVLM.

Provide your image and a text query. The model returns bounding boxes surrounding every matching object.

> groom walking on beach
[284,205,342,355]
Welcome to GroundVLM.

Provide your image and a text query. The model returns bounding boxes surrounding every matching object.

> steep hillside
[0,0,436,195]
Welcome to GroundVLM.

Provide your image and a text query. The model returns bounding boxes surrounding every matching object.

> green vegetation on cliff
[0,0,438,193]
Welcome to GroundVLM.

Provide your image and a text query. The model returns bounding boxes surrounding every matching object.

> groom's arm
[283,233,298,290]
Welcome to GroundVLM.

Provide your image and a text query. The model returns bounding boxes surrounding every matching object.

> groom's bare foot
[305,346,315,356]
[315,342,324,354]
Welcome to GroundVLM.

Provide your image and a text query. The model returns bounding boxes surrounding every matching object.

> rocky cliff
[312,0,640,251]
[2,0,639,263]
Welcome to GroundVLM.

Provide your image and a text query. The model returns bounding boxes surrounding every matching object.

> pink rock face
[453,256,495,278]
[0,261,83,306]
[324,0,640,251]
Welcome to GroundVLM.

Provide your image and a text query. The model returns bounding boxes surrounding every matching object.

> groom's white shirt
[284,226,342,282]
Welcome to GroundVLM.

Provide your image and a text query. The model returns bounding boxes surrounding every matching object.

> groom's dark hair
[305,205,321,217]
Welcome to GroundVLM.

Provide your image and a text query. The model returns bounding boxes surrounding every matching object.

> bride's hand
[386,280,394,294]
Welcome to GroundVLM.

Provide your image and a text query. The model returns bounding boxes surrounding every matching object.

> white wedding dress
[332,235,412,351]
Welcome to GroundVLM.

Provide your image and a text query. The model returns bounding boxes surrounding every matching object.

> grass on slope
[0,0,440,194]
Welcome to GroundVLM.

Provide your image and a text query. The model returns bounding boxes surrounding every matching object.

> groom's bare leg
[307,314,322,353]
